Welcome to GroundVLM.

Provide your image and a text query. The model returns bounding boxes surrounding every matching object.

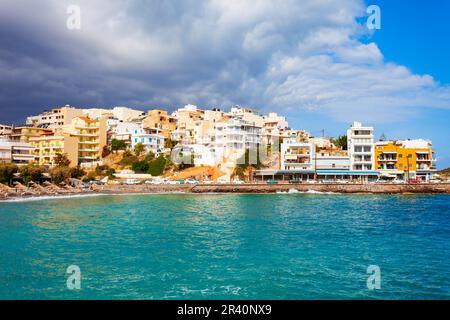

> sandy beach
[1,182,450,201]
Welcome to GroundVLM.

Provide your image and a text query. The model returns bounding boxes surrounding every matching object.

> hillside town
[0,104,439,188]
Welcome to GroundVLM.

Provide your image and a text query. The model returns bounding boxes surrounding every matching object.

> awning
[316,170,379,176]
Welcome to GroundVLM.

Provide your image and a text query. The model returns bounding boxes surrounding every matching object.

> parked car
[202,179,213,184]
[166,180,182,185]
[232,179,244,184]
[185,178,199,185]
[145,179,162,185]
[126,179,141,185]
[266,179,278,185]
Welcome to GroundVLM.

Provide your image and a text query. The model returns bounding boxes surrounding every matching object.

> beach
[1,182,450,202]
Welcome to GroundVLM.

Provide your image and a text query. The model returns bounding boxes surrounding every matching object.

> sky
[0,0,449,168]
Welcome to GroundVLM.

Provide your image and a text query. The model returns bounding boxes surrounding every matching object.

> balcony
[75,124,99,129]
[79,148,99,152]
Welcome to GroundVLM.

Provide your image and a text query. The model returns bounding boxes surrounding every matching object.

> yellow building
[142,109,176,139]
[29,133,78,167]
[61,116,107,167]
[28,116,108,168]
[10,127,53,143]
[375,139,436,181]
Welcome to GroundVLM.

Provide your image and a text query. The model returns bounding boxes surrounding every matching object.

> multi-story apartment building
[83,107,145,122]
[375,139,436,181]
[262,112,289,146]
[0,138,35,165]
[29,134,79,167]
[0,124,13,136]
[108,122,141,147]
[142,110,176,139]
[60,116,108,167]
[131,128,165,155]
[10,127,53,143]
[171,105,205,143]
[26,105,85,128]
[281,139,315,172]
[347,121,375,171]
[213,117,262,164]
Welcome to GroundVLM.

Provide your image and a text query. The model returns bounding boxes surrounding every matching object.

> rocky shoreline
[1,183,450,201]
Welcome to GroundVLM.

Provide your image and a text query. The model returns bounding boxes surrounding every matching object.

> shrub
[19,164,45,185]
[147,155,167,176]
[134,142,145,157]
[132,161,149,173]
[69,166,86,179]
[49,166,71,184]
[111,139,126,151]
[0,163,18,186]
[105,168,116,178]
[119,154,139,166]
[54,153,71,167]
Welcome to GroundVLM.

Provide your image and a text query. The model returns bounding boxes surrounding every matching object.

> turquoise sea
[0,193,449,299]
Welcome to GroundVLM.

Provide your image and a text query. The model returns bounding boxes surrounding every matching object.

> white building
[0,124,13,136]
[83,106,146,122]
[347,121,375,171]
[212,118,263,164]
[109,122,141,147]
[262,112,289,146]
[131,128,165,155]
[0,138,35,165]
[281,139,315,171]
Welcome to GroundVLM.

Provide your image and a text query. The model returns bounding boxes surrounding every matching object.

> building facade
[142,110,176,139]
[0,124,13,136]
[30,134,79,167]
[375,139,436,181]
[0,139,35,166]
[347,121,375,171]
[131,128,165,155]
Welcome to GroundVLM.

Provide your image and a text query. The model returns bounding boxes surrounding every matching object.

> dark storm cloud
[0,0,449,125]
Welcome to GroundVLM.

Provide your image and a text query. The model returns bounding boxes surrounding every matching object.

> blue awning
[317,170,379,176]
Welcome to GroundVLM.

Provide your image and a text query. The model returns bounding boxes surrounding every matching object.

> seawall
[189,183,450,194]
[98,183,450,194]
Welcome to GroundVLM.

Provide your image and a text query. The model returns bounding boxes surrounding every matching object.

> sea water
[0,193,449,299]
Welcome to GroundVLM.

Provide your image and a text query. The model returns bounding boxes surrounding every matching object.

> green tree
[54,153,71,167]
[134,142,145,157]
[147,155,167,176]
[69,166,86,179]
[132,161,150,173]
[111,139,126,152]
[331,135,348,150]
[0,163,18,186]
[49,166,71,184]
[19,164,45,186]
